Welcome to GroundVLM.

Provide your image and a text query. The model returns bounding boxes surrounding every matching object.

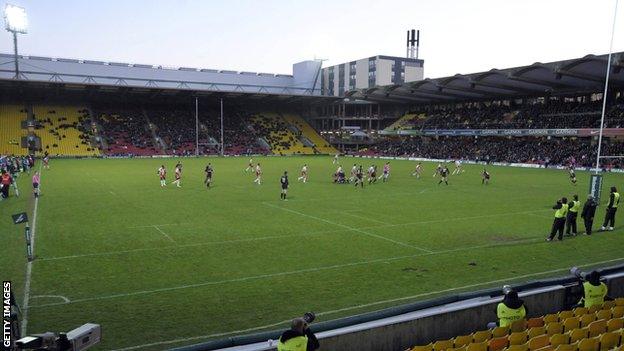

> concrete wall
[405,62,424,83]
[355,59,369,89]
[375,58,393,87]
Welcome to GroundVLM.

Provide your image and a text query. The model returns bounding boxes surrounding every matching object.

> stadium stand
[32,105,100,156]
[385,113,424,131]
[281,113,338,154]
[407,300,624,351]
[0,104,28,156]
[250,113,313,155]
[95,109,158,156]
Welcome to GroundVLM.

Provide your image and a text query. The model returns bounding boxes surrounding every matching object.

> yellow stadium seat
[449,347,466,351]
[615,297,624,306]
[612,306,624,318]
[454,335,473,348]
[488,336,509,351]
[587,305,601,314]
[546,322,564,336]
[544,314,559,324]
[554,344,577,351]
[579,314,595,328]
[594,309,611,321]
[511,320,528,333]
[506,344,529,351]
[587,319,606,337]
[493,326,510,338]
[601,301,615,309]
[568,328,588,343]
[598,331,619,350]
[433,339,454,351]
[509,331,529,345]
[465,342,487,351]
[577,337,598,351]
[528,327,546,339]
[534,347,555,351]
[472,330,491,343]
[563,317,581,332]
[549,333,569,347]
[606,317,623,331]
[528,334,550,350]
[411,344,433,351]
[528,318,545,328]
[561,310,576,319]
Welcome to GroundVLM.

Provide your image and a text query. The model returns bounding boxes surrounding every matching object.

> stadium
[2,2,624,351]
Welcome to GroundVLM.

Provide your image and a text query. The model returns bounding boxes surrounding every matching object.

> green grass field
[2,156,624,350]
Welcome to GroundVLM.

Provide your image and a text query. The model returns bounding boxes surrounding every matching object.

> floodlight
[4,4,28,34]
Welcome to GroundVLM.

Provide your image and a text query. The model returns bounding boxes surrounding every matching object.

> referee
[280,171,289,200]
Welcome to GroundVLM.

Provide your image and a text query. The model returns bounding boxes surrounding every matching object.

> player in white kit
[298,164,308,182]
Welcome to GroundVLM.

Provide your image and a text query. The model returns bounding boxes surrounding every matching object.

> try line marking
[21,161,43,335]
[108,255,624,351]
[262,202,433,253]
[30,237,541,308]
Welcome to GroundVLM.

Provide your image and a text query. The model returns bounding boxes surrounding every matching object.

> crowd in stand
[363,136,624,168]
[404,98,624,130]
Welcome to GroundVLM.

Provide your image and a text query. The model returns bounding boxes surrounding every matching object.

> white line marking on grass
[109,191,117,196]
[262,202,433,253]
[128,223,187,229]
[526,212,552,219]
[30,238,541,308]
[107,255,624,351]
[30,295,70,303]
[21,161,43,335]
[152,225,176,243]
[38,208,552,262]
[341,212,389,225]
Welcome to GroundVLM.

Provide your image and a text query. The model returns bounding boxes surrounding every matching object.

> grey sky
[1,0,622,78]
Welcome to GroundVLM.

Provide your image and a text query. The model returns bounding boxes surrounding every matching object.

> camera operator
[277,316,319,351]
[495,288,527,328]
[577,270,612,308]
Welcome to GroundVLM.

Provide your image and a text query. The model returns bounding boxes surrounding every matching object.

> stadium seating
[33,105,100,156]
[96,110,159,156]
[407,303,624,351]
[281,113,338,154]
[384,113,424,131]
[0,105,28,156]
[250,113,314,155]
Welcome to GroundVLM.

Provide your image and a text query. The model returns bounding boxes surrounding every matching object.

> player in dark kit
[569,166,577,185]
[204,163,213,188]
[280,171,289,200]
[482,169,490,185]
[438,166,449,185]
[354,165,364,188]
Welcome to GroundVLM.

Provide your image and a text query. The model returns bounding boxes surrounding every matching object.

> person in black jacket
[581,195,598,235]
[277,317,320,351]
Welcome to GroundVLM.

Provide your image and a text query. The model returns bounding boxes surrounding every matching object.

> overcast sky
[0,0,622,78]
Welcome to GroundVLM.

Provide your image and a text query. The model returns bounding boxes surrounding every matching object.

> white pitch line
[107,255,624,351]
[128,223,187,229]
[152,225,176,243]
[30,295,71,303]
[341,212,389,225]
[38,208,552,262]
[29,237,541,308]
[263,202,433,253]
[21,161,43,335]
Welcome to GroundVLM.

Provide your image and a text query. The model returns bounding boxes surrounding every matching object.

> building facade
[321,55,424,97]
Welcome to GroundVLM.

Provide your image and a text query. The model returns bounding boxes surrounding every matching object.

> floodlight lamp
[4,4,28,34]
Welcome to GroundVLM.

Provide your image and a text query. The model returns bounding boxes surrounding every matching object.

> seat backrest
[492,326,509,338]
[601,300,615,309]
[587,319,606,337]
[472,330,491,343]
[506,345,529,351]
[465,342,487,351]
[546,322,564,336]
[568,327,589,343]
[433,339,454,351]
[527,326,546,339]
[577,336,599,351]
[573,307,587,316]
[560,310,575,319]
[410,344,433,351]
[579,313,596,327]
[527,317,544,328]
[594,309,611,321]
[612,306,624,318]
[555,344,577,351]
[549,333,569,347]
[599,331,619,351]
[509,331,528,345]
[527,334,549,350]
[453,335,473,348]
[607,317,624,332]
[543,314,559,324]
[510,319,528,333]
[563,317,580,332]
[487,336,508,351]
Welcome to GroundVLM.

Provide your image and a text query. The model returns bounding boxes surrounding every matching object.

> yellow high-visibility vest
[555,204,568,218]
[581,282,608,308]
[497,303,527,327]
[277,336,308,351]
[569,201,581,213]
